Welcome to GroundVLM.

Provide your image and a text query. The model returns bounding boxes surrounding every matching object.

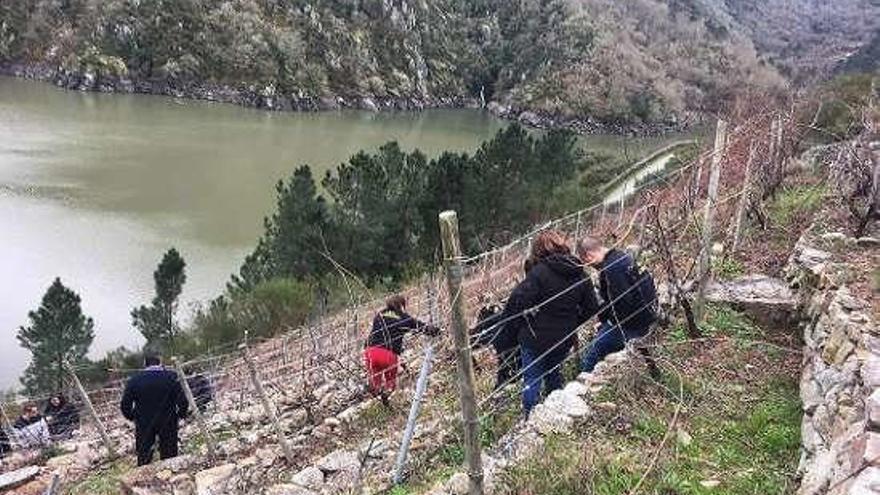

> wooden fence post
[172,357,215,456]
[240,344,296,463]
[64,360,116,458]
[732,141,757,253]
[439,210,484,495]
[695,119,727,321]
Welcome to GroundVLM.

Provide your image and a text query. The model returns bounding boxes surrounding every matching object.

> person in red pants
[364,294,439,405]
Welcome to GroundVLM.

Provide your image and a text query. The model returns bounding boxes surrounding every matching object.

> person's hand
[594,321,602,330]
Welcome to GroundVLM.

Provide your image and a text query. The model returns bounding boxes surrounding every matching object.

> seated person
[43,394,80,438]
[0,427,11,459]
[185,369,214,413]
[13,404,50,448]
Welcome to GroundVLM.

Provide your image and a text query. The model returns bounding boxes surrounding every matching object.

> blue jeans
[521,345,569,416]
[581,322,628,373]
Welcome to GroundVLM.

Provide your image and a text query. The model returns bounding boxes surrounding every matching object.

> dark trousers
[521,345,569,416]
[494,348,520,390]
[580,322,627,373]
[136,422,179,466]
[581,321,658,378]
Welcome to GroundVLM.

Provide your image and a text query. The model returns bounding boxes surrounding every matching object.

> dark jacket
[597,249,654,336]
[0,428,10,457]
[500,254,600,353]
[13,414,43,429]
[470,304,518,353]
[366,307,437,356]
[120,367,189,431]
[43,398,80,435]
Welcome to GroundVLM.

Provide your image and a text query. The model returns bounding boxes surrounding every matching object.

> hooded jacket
[500,254,600,353]
[597,249,655,336]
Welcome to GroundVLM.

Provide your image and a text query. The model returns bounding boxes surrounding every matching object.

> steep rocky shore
[0,62,691,137]
[0,63,477,113]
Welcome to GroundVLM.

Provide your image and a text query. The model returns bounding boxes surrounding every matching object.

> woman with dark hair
[364,294,439,404]
[498,230,599,416]
[44,394,80,438]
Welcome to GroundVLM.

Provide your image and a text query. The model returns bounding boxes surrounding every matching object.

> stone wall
[788,236,880,494]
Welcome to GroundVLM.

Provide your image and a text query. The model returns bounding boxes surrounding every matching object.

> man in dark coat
[577,237,658,373]
[499,231,600,416]
[120,354,189,466]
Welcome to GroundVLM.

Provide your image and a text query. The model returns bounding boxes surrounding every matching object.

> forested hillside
[0,0,877,122]
[839,28,880,74]
[677,0,880,81]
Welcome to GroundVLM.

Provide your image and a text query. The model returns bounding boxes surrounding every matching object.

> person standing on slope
[577,237,659,375]
[498,230,599,416]
[364,295,439,405]
[120,353,189,466]
[470,257,537,392]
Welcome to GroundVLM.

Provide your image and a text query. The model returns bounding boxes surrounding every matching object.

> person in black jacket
[364,295,439,403]
[184,368,213,413]
[471,303,519,391]
[577,237,657,373]
[43,394,80,438]
[470,258,536,391]
[499,230,599,416]
[0,427,10,459]
[120,354,189,466]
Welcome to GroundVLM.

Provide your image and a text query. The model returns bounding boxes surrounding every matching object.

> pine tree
[18,278,95,395]
[229,165,329,293]
[132,248,187,352]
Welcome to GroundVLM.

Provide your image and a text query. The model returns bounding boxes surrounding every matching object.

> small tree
[132,248,187,352]
[18,278,95,395]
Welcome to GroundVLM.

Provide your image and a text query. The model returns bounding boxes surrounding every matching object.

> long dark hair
[530,230,572,260]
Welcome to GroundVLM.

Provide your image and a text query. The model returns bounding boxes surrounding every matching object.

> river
[0,77,690,390]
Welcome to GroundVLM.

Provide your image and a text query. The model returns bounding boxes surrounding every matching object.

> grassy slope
[497,305,802,495]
